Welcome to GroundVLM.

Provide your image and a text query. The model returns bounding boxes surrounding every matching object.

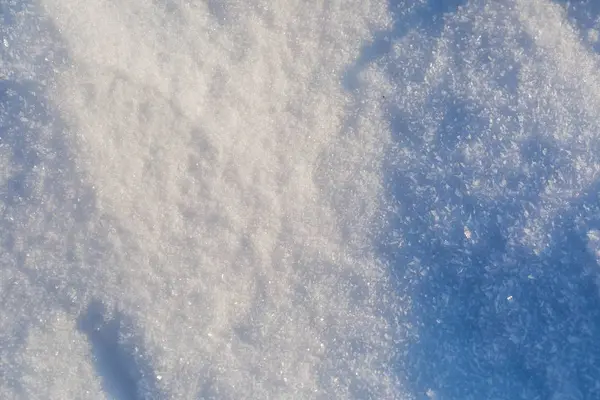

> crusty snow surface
[2,0,600,399]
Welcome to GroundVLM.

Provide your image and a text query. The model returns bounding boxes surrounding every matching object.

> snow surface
[2,0,600,399]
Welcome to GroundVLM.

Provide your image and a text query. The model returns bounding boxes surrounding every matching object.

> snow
[1,0,600,399]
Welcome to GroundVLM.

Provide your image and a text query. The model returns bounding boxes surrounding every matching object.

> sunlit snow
[2,0,600,399]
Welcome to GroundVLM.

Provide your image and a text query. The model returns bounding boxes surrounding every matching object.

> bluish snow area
[1,0,600,398]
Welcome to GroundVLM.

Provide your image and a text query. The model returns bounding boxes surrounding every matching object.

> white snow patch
[1,0,404,398]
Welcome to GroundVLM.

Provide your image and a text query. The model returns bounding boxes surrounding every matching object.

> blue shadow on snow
[348,1,600,399]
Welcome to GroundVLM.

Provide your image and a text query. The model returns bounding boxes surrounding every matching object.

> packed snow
[1,0,600,399]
